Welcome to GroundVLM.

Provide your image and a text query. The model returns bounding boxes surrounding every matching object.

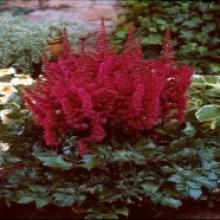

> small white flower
[0,83,17,96]
[0,68,15,77]
[0,142,10,151]
[11,76,34,86]
[0,109,12,124]
[0,96,10,104]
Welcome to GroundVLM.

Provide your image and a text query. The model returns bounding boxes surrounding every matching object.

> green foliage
[190,74,220,129]
[1,71,220,218]
[33,151,73,170]
[189,75,220,110]
[0,13,82,75]
[2,120,220,218]
[112,1,220,74]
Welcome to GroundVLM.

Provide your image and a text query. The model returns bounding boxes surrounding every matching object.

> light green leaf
[33,151,73,170]
[114,207,129,217]
[195,105,220,122]
[142,183,159,193]
[53,193,75,207]
[35,197,51,208]
[17,193,35,204]
[81,155,100,170]
[162,197,182,209]
[189,188,202,199]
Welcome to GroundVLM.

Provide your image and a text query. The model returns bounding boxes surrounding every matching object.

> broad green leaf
[189,188,202,199]
[33,151,73,170]
[141,34,162,45]
[112,150,131,162]
[81,155,100,170]
[208,172,218,181]
[35,197,51,208]
[195,105,220,122]
[162,197,182,209]
[114,207,129,217]
[209,63,220,74]
[142,183,159,193]
[182,17,203,28]
[168,175,182,184]
[53,193,75,207]
[193,176,217,188]
[17,193,35,204]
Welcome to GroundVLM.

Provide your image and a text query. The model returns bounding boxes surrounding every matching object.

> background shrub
[112,1,220,75]
[0,13,83,76]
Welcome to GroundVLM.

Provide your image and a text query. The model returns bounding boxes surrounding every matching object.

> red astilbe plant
[24,21,193,155]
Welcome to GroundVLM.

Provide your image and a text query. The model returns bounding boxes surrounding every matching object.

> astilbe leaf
[24,21,194,155]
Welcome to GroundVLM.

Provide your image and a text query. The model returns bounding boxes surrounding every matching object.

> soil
[0,200,220,220]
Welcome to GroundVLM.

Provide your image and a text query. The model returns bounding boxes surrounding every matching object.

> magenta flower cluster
[24,20,193,154]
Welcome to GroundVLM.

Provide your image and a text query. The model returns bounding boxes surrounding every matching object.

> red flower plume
[24,22,193,154]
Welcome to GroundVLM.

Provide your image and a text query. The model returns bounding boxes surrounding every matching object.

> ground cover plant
[1,20,220,220]
[0,12,83,76]
[113,1,220,75]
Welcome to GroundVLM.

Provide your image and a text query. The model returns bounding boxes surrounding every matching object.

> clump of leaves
[1,116,220,219]
[112,1,220,75]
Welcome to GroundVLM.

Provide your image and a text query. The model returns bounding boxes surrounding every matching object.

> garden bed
[1,2,220,219]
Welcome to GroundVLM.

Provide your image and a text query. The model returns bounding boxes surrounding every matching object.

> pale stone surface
[3,0,124,50]
[81,5,117,21]
[44,0,95,9]
[6,0,39,9]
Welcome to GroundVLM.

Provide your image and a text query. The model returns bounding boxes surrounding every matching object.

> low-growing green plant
[112,1,220,75]
[0,13,83,76]
[1,69,220,217]
[189,75,220,130]
[1,93,220,219]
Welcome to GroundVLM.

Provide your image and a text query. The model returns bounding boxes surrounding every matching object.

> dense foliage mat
[112,1,220,75]
[1,67,220,219]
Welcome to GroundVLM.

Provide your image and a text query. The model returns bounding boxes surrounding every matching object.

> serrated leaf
[193,175,217,188]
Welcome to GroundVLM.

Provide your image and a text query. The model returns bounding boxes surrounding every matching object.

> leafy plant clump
[24,21,193,155]
[0,13,83,76]
[113,1,220,75]
[1,70,220,219]
[1,99,220,219]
